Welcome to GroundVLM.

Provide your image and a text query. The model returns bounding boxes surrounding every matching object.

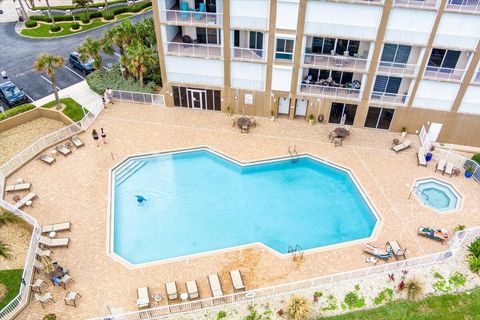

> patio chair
[249,117,257,127]
[328,129,337,141]
[71,136,84,148]
[165,281,178,301]
[229,270,245,292]
[5,182,31,193]
[386,240,407,260]
[417,147,427,166]
[31,279,48,293]
[56,144,72,157]
[180,1,190,19]
[194,2,205,20]
[186,280,199,299]
[435,159,446,173]
[363,243,393,260]
[241,124,249,133]
[391,140,412,153]
[418,227,448,244]
[13,192,38,209]
[42,221,72,234]
[59,274,74,289]
[32,259,44,273]
[444,162,454,177]
[208,274,223,298]
[64,291,81,307]
[39,154,56,165]
[35,292,55,308]
[333,137,343,147]
[137,287,150,309]
[39,236,70,248]
[35,247,52,258]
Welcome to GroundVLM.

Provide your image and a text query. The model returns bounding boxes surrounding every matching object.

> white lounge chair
[444,162,454,177]
[165,281,178,301]
[5,182,31,193]
[208,274,223,298]
[35,292,55,308]
[71,136,84,148]
[56,144,72,157]
[136,287,150,309]
[42,222,72,234]
[39,154,56,165]
[13,192,37,209]
[39,236,70,248]
[392,140,412,153]
[229,270,245,292]
[186,280,199,299]
[35,247,52,258]
[417,147,427,167]
[435,159,446,173]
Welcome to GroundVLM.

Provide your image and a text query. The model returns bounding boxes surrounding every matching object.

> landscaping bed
[0,269,23,311]
[0,104,36,121]
[41,98,89,122]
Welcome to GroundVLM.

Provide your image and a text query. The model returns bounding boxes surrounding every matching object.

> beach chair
[418,227,448,244]
[13,192,37,209]
[194,2,205,20]
[39,154,56,165]
[42,221,72,234]
[444,162,454,177]
[136,287,150,309]
[71,136,84,148]
[39,236,70,248]
[165,281,178,301]
[363,243,393,260]
[417,147,427,167]
[35,292,55,309]
[56,144,72,157]
[35,247,52,258]
[386,240,407,260]
[186,280,199,299]
[391,140,412,153]
[229,270,245,292]
[208,274,223,298]
[5,182,31,193]
[64,291,81,307]
[435,159,446,173]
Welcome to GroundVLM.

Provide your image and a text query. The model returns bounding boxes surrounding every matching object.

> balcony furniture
[354,50,368,59]
[333,137,343,147]
[343,51,349,57]
[391,140,412,153]
[186,280,199,299]
[182,35,192,43]
[137,287,150,309]
[35,292,55,309]
[208,274,224,298]
[417,147,427,167]
[392,138,400,146]
[180,2,190,19]
[230,270,246,292]
[418,227,448,244]
[64,292,81,307]
[31,279,48,293]
[195,3,206,20]
[166,281,178,300]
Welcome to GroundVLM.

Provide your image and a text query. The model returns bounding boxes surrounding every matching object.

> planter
[401,131,407,137]
[270,116,275,122]
[308,119,314,126]
[465,171,474,178]
[426,153,433,161]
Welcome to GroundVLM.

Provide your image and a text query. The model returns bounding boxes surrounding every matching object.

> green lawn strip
[0,104,36,121]
[40,98,88,122]
[33,0,127,10]
[0,269,23,310]
[323,288,480,320]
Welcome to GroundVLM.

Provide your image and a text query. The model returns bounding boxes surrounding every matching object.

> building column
[151,0,171,106]
[222,0,232,112]
[450,42,480,112]
[265,0,278,115]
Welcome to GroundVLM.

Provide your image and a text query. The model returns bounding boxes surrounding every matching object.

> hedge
[25,20,38,28]
[0,104,36,121]
[473,154,480,165]
[32,0,130,11]
[71,22,80,29]
[50,24,61,32]
[86,65,155,94]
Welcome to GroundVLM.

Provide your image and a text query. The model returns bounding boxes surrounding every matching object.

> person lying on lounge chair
[363,243,393,260]
[418,227,449,243]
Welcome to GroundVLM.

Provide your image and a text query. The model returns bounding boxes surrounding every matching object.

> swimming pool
[111,149,379,264]
[414,178,461,212]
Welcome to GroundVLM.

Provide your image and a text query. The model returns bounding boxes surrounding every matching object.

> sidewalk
[0,0,19,23]
[33,80,102,108]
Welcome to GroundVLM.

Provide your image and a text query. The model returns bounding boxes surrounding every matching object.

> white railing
[445,0,480,13]
[299,84,361,100]
[167,72,224,87]
[159,9,223,26]
[303,53,369,72]
[165,42,223,59]
[424,66,466,81]
[394,0,439,9]
[231,47,266,62]
[377,61,419,77]
[472,71,480,84]
[111,90,165,106]
[89,226,480,320]
[370,91,409,105]
[231,78,265,92]
[230,15,268,30]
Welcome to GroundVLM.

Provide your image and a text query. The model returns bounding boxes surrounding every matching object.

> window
[329,103,357,125]
[312,69,353,85]
[311,37,359,56]
[233,30,240,47]
[373,76,402,95]
[364,107,395,130]
[196,28,221,45]
[427,49,460,69]
[249,32,264,58]
[276,38,294,60]
[380,44,411,66]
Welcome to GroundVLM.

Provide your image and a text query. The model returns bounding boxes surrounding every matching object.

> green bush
[52,15,75,22]
[343,291,365,310]
[472,154,480,165]
[128,1,152,12]
[112,7,128,15]
[102,11,115,20]
[373,288,393,306]
[0,104,36,121]
[81,17,90,24]
[86,65,155,94]
[71,22,80,30]
[28,15,52,22]
[468,237,480,257]
[25,19,38,28]
[42,314,57,320]
[89,11,102,19]
[33,0,129,10]
[50,24,61,32]
[40,98,87,121]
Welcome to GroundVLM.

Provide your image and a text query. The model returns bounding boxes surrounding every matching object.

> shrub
[216,310,226,319]
[406,278,423,301]
[28,15,52,22]
[468,237,480,258]
[343,291,365,310]
[285,295,311,320]
[81,17,90,24]
[112,6,128,15]
[52,15,75,22]
[43,314,57,320]
[89,11,102,19]
[71,22,80,30]
[453,224,466,232]
[0,104,36,121]
[86,65,155,94]
[467,255,480,274]
[50,24,61,32]
[25,19,38,28]
[102,11,115,20]
[449,272,467,287]
[472,153,480,165]
[322,294,338,311]
[373,288,393,305]
[128,1,151,12]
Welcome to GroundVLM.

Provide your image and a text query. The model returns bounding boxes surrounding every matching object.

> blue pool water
[414,178,461,212]
[112,149,378,264]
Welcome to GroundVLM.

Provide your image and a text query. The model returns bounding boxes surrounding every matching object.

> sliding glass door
[364,107,395,130]
[427,48,460,73]
[329,103,357,125]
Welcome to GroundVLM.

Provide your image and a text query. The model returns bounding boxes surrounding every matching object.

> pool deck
[7,103,480,319]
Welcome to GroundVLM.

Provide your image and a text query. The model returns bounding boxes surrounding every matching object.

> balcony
[393,0,439,9]
[299,84,361,100]
[445,0,480,13]
[303,54,369,72]
[165,42,223,59]
[160,10,223,27]
[424,66,466,82]
[370,92,409,105]
[231,47,266,62]
[377,61,419,77]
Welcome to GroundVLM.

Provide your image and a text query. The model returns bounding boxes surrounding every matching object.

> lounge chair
[42,221,72,234]
[35,292,55,308]
[59,274,74,289]
[165,281,178,301]
[208,274,223,298]
[186,280,199,299]
[435,159,446,173]
[391,140,412,153]
[56,144,72,157]
[194,2,205,20]
[39,154,56,165]
[137,287,150,309]
[35,247,52,258]
[32,259,44,273]
[386,240,407,259]
[39,236,70,248]
[363,243,393,260]
[71,136,84,148]
[418,227,448,244]
[5,182,31,193]
[444,162,454,177]
[13,192,38,209]
[229,270,245,292]
[417,147,427,167]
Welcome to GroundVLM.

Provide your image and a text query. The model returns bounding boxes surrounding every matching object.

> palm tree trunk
[104,0,109,14]
[18,0,29,20]
[45,0,55,24]
[138,68,144,86]
[51,74,61,110]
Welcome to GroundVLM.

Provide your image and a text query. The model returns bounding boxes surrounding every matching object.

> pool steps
[115,160,147,185]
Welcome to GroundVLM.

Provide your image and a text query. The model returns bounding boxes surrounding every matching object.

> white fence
[111,90,165,106]
[90,226,480,320]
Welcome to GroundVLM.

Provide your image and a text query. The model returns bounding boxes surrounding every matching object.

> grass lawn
[0,269,23,311]
[0,104,36,121]
[324,288,480,320]
[41,98,89,122]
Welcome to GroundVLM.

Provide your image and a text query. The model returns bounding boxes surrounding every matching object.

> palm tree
[123,41,155,86]
[73,0,94,20]
[45,0,56,25]
[0,211,23,227]
[0,241,12,260]
[102,20,135,56]
[78,37,102,70]
[33,54,65,110]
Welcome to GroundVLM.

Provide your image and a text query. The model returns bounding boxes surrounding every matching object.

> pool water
[414,178,461,212]
[112,149,378,264]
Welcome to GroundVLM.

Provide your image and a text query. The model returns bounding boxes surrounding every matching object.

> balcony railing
[299,84,361,100]
[377,61,419,77]
[424,66,466,81]
[370,91,409,105]
[393,0,439,9]
[165,42,223,59]
[473,71,480,85]
[230,16,268,30]
[303,53,369,72]
[445,0,480,13]
[160,9,223,26]
[231,47,266,62]
[231,78,265,91]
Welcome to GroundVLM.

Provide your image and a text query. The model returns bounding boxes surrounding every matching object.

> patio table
[334,127,350,138]
[237,117,250,128]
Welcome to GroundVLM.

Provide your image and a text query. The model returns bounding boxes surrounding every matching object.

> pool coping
[411,176,464,213]
[106,146,384,269]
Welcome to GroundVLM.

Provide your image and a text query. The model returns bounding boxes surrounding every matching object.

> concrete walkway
[33,80,102,108]
[0,0,19,23]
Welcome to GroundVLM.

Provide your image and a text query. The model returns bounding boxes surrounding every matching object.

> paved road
[0,11,152,108]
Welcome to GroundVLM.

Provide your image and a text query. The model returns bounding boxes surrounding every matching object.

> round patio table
[237,117,250,128]
[334,127,349,137]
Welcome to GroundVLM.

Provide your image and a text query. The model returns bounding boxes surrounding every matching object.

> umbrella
[40,255,54,274]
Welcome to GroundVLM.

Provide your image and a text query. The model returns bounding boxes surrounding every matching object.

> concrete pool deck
[6,103,480,319]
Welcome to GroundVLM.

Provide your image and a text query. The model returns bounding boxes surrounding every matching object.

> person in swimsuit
[101,128,107,144]
[92,129,99,147]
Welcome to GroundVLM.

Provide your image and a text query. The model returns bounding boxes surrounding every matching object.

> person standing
[92,129,100,147]
[106,88,114,105]
[100,127,107,144]
[1,69,7,79]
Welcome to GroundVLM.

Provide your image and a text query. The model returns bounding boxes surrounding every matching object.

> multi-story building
[152,0,480,146]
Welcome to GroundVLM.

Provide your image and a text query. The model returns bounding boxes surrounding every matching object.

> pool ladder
[408,187,430,204]
[288,145,299,162]
[288,244,304,262]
